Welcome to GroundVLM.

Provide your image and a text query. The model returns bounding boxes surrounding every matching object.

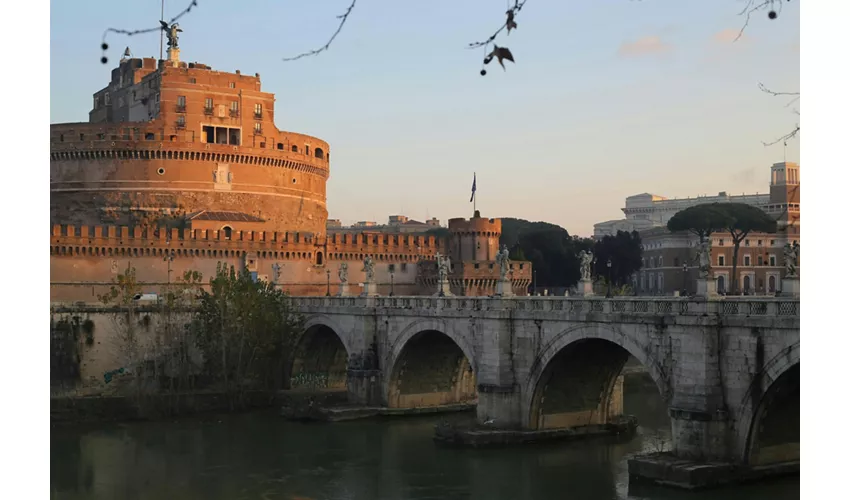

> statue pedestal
[167,47,181,66]
[360,280,379,297]
[495,278,514,297]
[696,278,718,297]
[780,277,800,297]
[434,279,454,297]
[574,279,594,297]
[337,283,350,297]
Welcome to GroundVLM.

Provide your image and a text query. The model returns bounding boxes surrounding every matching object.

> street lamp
[606,259,613,298]
[533,270,538,296]
[325,269,331,297]
[390,271,395,296]
[682,263,689,297]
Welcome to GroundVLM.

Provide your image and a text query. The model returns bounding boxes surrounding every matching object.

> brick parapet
[51,224,448,262]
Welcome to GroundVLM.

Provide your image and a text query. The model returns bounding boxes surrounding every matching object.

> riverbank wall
[51,389,349,426]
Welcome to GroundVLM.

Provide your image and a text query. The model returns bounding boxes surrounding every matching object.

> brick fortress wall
[50,224,449,302]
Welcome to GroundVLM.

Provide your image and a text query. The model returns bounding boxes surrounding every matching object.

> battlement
[448,216,502,236]
[50,224,447,262]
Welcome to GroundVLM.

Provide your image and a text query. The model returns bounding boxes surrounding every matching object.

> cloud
[713,28,748,44]
[617,36,672,58]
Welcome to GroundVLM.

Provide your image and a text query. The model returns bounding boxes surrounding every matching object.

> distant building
[328,216,442,234]
[632,162,801,296]
[594,189,772,239]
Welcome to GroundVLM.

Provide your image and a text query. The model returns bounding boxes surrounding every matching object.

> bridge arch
[384,318,477,409]
[736,341,800,464]
[523,324,671,430]
[289,315,351,391]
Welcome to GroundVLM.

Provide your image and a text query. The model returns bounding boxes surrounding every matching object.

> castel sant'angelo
[50,38,532,302]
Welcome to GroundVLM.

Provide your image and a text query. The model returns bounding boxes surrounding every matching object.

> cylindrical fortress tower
[50,55,330,237]
[447,215,501,263]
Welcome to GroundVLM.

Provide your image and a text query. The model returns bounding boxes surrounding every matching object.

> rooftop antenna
[783,141,787,162]
[159,0,165,61]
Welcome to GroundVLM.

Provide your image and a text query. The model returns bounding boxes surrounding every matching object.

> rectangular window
[769,254,776,266]
[719,239,725,246]
[105,92,111,105]
[718,255,725,266]
[177,95,186,111]
[745,239,750,247]
[229,82,236,88]
[204,98,213,113]
[254,122,262,134]
[189,77,197,84]
[757,255,764,266]
[757,240,763,246]
[254,103,262,118]
[230,101,239,111]
[744,255,751,266]
[388,264,396,273]
[176,115,185,127]
[401,263,408,273]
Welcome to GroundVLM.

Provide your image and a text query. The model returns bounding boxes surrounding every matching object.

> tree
[666,203,732,243]
[592,231,643,288]
[714,203,778,294]
[499,218,594,289]
[190,263,304,410]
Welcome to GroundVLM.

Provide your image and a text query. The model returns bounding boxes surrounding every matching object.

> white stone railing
[291,295,800,318]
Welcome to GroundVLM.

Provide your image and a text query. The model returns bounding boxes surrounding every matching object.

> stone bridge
[290,295,800,466]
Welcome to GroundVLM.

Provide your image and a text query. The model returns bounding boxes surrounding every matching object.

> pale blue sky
[50,0,800,236]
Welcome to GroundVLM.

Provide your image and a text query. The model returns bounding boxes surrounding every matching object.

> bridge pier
[476,384,522,428]
[347,369,383,407]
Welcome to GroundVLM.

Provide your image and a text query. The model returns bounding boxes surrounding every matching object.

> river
[50,376,799,500]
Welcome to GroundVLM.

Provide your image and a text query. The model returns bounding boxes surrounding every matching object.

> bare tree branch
[762,125,799,146]
[734,0,791,42]
[758,82,801,146]
[467,1,528,49]
[282,0,358,62]
[100,0,199,64]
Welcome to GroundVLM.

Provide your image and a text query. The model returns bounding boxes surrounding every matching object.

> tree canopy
[592,231,644,287]
[666,203,733,241]
[499,218,593,289]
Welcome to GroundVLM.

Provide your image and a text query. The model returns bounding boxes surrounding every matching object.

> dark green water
[51,378,799,500]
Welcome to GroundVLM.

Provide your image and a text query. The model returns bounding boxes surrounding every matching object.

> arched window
[291,145,298,153]
[315,147,324,159]
[743,275,752,293]
[222,226,233,240]
[717,275,726,294]
[316,252,323,265]
[768,275,777,293]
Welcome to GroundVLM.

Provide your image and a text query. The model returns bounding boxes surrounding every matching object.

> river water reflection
[51,377,799,500]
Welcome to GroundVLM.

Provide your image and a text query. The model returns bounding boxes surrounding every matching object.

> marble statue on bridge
[496,245,511,280]
[696,239,712,279]
[579,250,594,282]
[338,262,349,284]
[362,256,375,282]
[784,242,799,278]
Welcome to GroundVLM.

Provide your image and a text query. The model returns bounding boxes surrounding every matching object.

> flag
[470,173,476,203]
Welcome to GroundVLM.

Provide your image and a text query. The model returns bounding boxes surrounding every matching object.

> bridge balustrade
[291,295,799,317]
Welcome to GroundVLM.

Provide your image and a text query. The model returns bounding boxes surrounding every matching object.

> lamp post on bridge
[682,263,689,297]
[325,269,331,297]
[390,270,395,296]
[606,259,613,298]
